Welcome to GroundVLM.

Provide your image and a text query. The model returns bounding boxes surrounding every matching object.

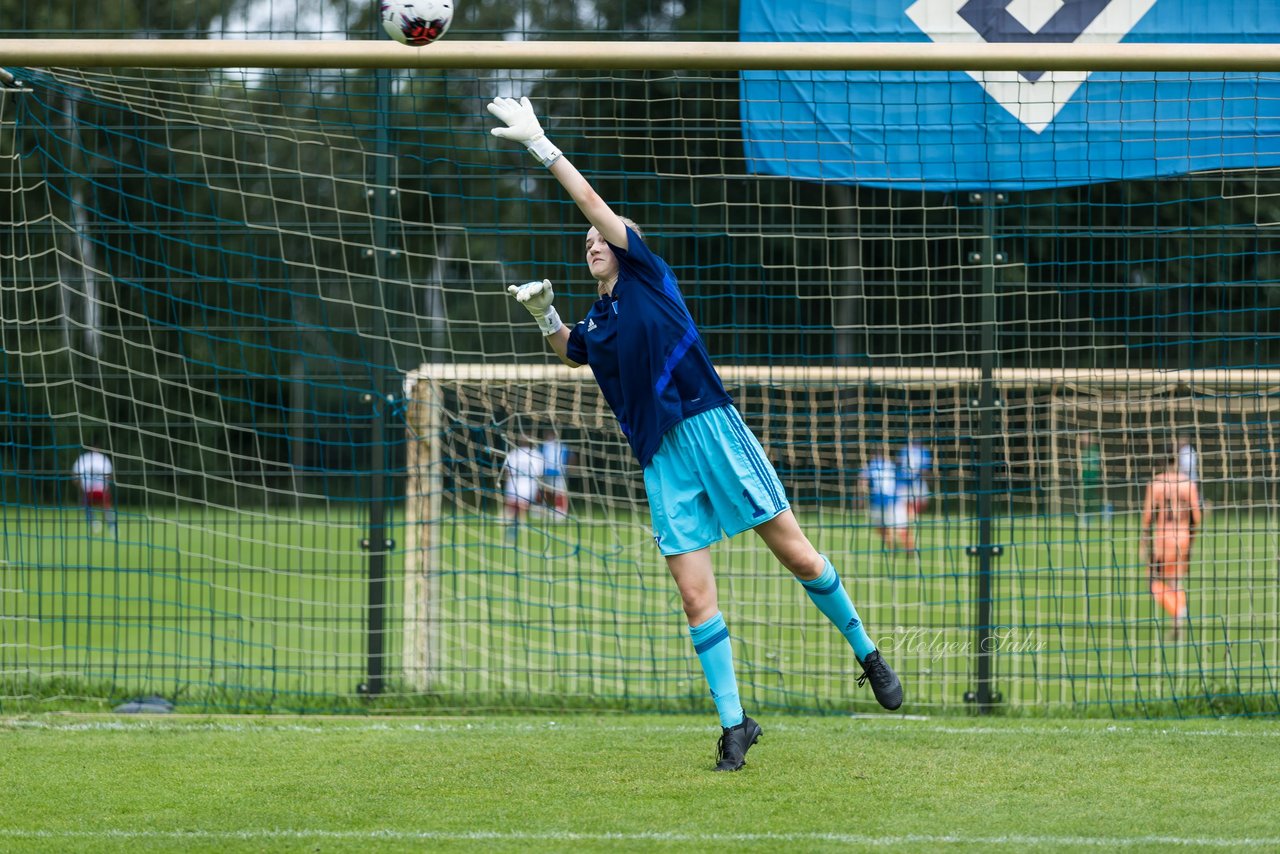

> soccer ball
[380,1,453,46]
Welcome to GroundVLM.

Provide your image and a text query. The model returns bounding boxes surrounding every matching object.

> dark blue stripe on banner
[693,627,730,654]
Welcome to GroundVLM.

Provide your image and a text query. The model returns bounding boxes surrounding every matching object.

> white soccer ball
[380,0,453,46]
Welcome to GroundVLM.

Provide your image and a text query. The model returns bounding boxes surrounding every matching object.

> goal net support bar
[1,40,1279,71]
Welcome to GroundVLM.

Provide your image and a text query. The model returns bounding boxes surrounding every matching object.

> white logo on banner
[904,0,1157,133]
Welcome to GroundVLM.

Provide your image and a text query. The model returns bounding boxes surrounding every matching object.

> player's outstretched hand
[488,96,546,144]
[507,279,562,337]
[508,278,555,313]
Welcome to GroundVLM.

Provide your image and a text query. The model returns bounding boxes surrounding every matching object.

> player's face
[585,228,618,283]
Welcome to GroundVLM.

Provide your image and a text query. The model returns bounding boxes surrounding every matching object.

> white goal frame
[402,364,1280,688]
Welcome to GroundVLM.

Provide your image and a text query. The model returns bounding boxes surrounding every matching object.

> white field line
[3,716,1280,738]
[1,829,1279,847]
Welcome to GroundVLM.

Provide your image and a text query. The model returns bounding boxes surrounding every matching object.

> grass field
[2,714,1279,852]
[3,504,1279,716]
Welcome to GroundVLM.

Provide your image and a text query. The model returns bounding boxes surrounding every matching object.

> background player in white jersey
[491,95,902,772]
[501,436,544,536]
[539,429,574,516]
[71,447,116,533]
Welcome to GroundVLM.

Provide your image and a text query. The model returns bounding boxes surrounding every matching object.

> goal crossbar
[2,40,1280,71]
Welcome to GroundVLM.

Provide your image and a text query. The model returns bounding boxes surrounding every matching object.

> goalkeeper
[489,96,903,771]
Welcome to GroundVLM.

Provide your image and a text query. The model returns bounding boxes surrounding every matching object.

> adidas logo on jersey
[587,318,598,332]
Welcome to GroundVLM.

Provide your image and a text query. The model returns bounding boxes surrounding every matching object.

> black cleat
[858,649,904,710]
[714,716,762,772]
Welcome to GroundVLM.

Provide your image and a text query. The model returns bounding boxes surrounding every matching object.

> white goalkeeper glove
[487,96,562,167]
[508,279,563,337]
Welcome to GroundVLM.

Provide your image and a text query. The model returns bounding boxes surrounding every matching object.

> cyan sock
[688,611,745,728]
[799,555,877,661]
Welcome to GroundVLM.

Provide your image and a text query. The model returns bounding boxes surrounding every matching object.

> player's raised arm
[487,96,628,250]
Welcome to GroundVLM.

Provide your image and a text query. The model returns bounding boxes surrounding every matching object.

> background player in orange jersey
[1140,453,1202,638]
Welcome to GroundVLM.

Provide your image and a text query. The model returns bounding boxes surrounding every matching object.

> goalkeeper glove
[487,96,562,167]
[508,279,563,337]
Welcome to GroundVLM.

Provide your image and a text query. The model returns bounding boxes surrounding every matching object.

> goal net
[405,365,1280,714]
[3,44,1279,716]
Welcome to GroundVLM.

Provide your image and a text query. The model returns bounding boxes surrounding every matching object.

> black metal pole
[361,67,394,696]
[968,191,1004,713]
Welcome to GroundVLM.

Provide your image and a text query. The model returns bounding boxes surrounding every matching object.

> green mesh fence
[2,47,1279,716]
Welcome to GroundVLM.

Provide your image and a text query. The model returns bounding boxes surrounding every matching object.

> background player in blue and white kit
[864,448,911,551]
[539,429,574,516]
[897,438,933,528]
[489,95,903,772]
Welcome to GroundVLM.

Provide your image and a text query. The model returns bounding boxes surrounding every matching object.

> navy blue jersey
[565,227,731,468]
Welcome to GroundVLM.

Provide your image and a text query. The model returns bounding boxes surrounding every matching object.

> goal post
[3,38,1280,716]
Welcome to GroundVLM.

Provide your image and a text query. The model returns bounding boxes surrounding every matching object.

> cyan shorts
[643,405,790,556]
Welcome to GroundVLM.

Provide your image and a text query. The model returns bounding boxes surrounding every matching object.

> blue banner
[740,1,1280,190]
